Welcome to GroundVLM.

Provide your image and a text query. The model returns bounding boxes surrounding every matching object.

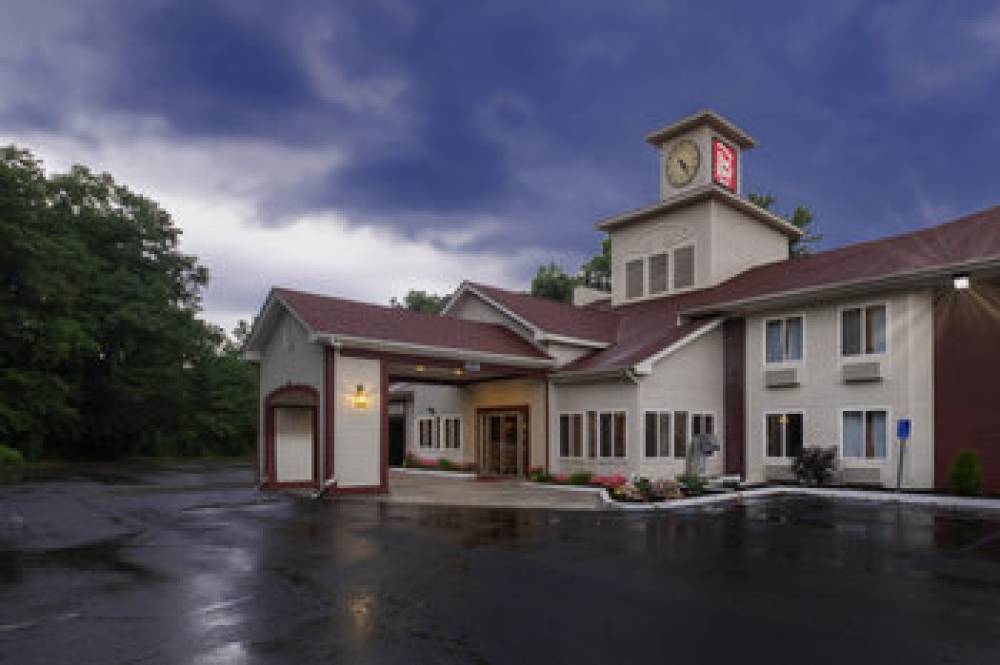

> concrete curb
[517,482,606,494]
[390,468,477,480]
[600,485,1000,513]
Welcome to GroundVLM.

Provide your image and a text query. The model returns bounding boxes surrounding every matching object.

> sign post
[895,418,911,492]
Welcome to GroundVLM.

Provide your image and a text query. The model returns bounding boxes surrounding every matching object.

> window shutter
[673,246,695,289]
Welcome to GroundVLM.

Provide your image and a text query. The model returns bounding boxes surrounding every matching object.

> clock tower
[645,110,755,201]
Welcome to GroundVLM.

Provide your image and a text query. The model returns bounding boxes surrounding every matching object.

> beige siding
[745,291,935,488]
[549,379,640,476]
[259,310,324,479]
[407,385,467,464]
[462,379,547,471]
[709,200,789,283]
[544,341,595,367]
[446,292,535,341]
[333,353,382,488]
[637,327,726,478]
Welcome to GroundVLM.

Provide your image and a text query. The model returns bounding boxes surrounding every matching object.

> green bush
[949,449,982,496]
[528,467,552,483]
[676,472,705,496]
[792,446,838,486]
[569,471,593,486]
[0,445,25,466]
[437,458,455,471]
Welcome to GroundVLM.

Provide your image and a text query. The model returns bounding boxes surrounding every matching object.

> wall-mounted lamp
[953,273,971,290]
[415,365,426,372]
[351,384,370,409]
[452,368,464,377]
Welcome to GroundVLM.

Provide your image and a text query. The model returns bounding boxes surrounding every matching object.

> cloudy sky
[2,1,999,332]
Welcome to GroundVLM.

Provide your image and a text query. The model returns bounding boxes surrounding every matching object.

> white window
[559,413,584,458]
[672,245,695,289]
[842,409,887,459]
[597,410,627,458]
[841,304,887,356]
[646,411,713,458]
[644,411,672,457]
[765,316,803,363]
[765,412,804,458]
[441,416,461,449]
[626,260,644,299]
[649,253,668,294]
[418,417,436,448]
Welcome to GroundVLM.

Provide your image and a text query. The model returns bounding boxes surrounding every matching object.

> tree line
[394,194,819,311]
[0,146,256,461]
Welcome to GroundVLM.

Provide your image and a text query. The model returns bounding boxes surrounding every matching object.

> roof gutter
[680,255,1000,319]
[311,333,555,369]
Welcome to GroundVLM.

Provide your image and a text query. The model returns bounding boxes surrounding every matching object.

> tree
[748,193,822,257]
[530,262,576,303]
[390,290,450,315]
[0,146,256,460]
[578,235,611,288]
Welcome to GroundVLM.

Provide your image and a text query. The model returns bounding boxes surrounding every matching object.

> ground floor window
[645,411,713,458]
[765,412,803,458]
[442,416,461,449]
[842,409,887,459]
[559,413,584,458]
[594,410,626,458]
[418,417,436,448]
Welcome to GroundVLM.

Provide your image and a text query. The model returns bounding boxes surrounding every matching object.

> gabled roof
[682,205,1000,316]
[446,281,620,346]
[248,287,551,363]
[644,109,756,148]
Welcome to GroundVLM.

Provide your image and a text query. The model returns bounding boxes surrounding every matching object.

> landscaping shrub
[0,444,25,466]
[610,476,683,502]
[676,472,705,496]
[569,471,593,486]
[949,449,982,496]
[792,446,838,486]
[437,458,455,471]
[528,467,552,483]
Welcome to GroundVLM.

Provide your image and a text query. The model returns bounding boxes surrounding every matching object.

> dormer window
[626,259,644,299]
[673,245,695,290]
[649,253,668,294]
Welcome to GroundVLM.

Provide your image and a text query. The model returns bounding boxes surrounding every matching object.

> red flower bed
[591,475,628,489]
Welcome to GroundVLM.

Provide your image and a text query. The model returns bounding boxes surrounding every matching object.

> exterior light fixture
[953,274,970,290]
[351,384,370,409]
[415,365,425,372]
[453,368,464,377]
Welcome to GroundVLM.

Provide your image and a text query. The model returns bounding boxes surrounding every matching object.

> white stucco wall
[406,384,467,463]
[637,326,726,478]
[258,310,324,480]
[745,291,935,488]
[333,353,382,488]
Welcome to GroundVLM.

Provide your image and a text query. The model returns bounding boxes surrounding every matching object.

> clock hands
[678,158,689,175]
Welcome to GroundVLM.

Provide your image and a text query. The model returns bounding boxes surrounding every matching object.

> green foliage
[792,446,838,486]
[748,192,822,258]
[437,458,455,471]
[0,146,256,460]
[0,444,25,466]
[949,450,983,496]
[390,289,450,314]
[531,262,577,303]
[676,472,705,496]
[579,236,611,288]
[528,467,552,483]
[568,471,593,486]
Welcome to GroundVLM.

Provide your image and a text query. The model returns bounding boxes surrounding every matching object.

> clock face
[665,139,701,188]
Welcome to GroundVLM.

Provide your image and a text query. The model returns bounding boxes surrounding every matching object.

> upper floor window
[649,253,668,294]
[841,304,886,356]
[765,316,803,363]
[673,245,695,289]
[626,260,644,299]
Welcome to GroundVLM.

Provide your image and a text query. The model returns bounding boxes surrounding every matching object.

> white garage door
[274,407,314,483]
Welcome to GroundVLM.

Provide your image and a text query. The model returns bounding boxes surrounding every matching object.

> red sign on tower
[712,138,737,192]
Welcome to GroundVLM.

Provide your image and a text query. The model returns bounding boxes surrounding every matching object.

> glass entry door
[480,411,525,477]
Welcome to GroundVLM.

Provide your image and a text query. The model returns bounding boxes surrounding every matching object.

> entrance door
[480,411,525,477]
[388,414,407,466]
[274,406,315,483]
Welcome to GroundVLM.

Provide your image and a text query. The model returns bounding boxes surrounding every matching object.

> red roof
[274,288,549,360]
[461,281,620,344]
[684,205,1000,314]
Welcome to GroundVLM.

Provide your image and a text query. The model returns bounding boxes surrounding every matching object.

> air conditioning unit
[765,367,799,388]
[842,360,882,383]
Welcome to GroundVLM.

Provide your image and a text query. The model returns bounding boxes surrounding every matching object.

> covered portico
[243,287,554,495]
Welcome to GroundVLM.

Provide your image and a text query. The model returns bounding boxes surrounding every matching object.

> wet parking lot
[2,463,1000,664]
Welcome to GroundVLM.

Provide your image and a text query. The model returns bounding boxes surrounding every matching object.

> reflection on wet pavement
[1,464,1000,664]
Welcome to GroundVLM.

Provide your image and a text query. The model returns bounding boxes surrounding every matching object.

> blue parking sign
[896,418,911,441]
